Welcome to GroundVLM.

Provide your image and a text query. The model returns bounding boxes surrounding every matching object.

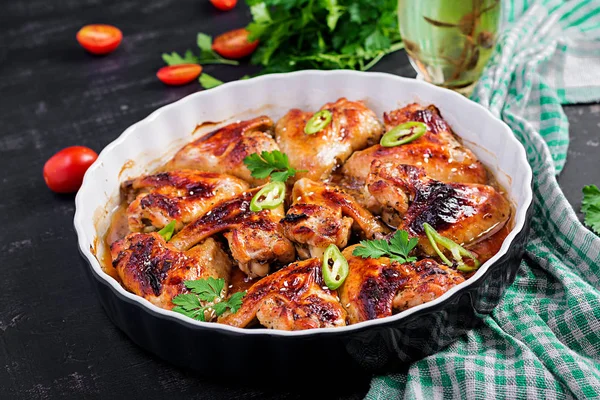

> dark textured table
[1,1,598,399]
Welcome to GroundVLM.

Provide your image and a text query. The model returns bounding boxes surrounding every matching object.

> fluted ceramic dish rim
[74,70,533,337]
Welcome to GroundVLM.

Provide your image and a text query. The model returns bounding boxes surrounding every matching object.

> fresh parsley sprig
[172,277,245,322]
[243,150,305,182]
[582,184,600,235]
[353,229,418,263]
[162,33,239,67]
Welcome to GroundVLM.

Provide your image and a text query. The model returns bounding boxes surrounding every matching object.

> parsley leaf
[161,34,239,68]
[243,150,304,182]
[582,184,600,235]
[172,278,246,322]
[353,229,418,263]
[162,50,198,66]
[199,73,224,89]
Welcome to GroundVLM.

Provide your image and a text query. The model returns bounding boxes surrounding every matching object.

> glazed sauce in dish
[99,100,515,330]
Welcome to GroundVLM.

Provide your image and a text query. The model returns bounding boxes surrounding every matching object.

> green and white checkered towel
[367,1,600,398]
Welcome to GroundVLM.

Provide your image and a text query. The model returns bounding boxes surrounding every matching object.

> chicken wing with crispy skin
[123,170,249,232]
[280,178,389,259]
[219,258,347,330]
[169,190,295,278]
[166,116,278,186]
[339,246,465,324]
[340,104,487,211]
[111,233,232,311]
[275,98,383,182]
[367,162,511,254]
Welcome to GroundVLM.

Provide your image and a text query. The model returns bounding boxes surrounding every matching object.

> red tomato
[212,29,259,59]
[43,146,98,193]
[76,24,123,55]
[210,0,237,11]
[156,64,203,86]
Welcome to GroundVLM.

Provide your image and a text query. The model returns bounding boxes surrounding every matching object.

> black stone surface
[0,1,598,399]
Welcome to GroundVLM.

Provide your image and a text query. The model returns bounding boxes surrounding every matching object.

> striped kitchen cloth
[367,0,600,399]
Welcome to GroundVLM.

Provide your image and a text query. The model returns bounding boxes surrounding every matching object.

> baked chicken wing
[275,98,383,182]
[367,162,511,254]
[219,258,347,330]
[340,104,487,211]
[111,233,232,310]
[280,178,389,259]
[166,116,278,186]
[339,246,465,324]
[169,190,295,278]
[123,170,249,232]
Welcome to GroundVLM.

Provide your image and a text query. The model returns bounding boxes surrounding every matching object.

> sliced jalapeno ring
[304,109,332,135]
[250,181,286,212]
[322,244,349,290]
[158,220,177,242]
[423,223,480,272]
[380,121,427,147]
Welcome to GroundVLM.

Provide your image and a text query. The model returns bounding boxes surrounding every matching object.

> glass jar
[398,0,501,95]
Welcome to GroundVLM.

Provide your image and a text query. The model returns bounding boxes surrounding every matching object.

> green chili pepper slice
[380,121,427,147]
[250,181,286,212]
[322,244,349,290]
[304,110,332,135]
[423,223,481,272]
[158,220,176,242]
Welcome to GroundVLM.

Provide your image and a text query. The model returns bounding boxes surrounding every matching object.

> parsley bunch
[172,277,245,322]
[353,229,418,263]
[246,0,404,74]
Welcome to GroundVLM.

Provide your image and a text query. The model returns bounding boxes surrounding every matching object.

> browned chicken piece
[339,246,465,324]
[280,178,389,259]
[111,233,232,311]
[123,170,249,232]
[367,162,511,254]
[275,98,383,182]
[166,116,278,186]
[340,103,487,212]
[169,190,295,278]
[219,258,347,330]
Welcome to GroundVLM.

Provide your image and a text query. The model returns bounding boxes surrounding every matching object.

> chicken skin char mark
[169,189,295,278]
[275,98,383,182]
[166,116,278,186]
[367,162,511,255]
[110,233,232,311]
[340,103,487,212]
[123,170,249,232]
[338,246,465,324]
[281,178,389,259]
[219,258,347,330]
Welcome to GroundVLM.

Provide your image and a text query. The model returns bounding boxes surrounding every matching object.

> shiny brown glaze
[103,101,514,331]
[368,162,511,255]
[123,170,249,232]
[111,233,232,310]
[166,116,278,186]
[170,189,295,278]
[340,103,487,212]
[281,178,389,259]
[275,98,383,182]
[339,246,465,324]
[219,258,347,330]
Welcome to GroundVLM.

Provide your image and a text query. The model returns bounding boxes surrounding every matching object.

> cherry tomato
[156,64,203,86]
[43,146,98,193]
[76,24,123,55]
[212,29,259,59]
[210,0,237,11]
